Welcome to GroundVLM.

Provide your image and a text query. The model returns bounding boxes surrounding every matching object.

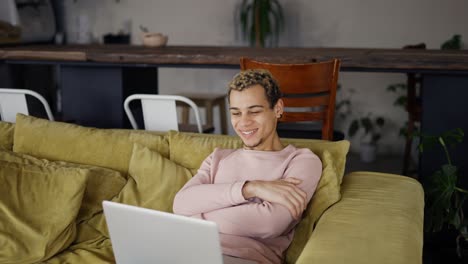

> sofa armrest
[296,171,424,264]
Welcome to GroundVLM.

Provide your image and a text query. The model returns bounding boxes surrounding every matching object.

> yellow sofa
[0,114,424,264]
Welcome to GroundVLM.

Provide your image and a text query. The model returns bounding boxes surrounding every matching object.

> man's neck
[243,134,284,152]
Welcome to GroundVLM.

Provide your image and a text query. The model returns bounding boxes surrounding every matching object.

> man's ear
[275,99,284,118]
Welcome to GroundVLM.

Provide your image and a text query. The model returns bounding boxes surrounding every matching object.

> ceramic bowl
[141,33,168,47]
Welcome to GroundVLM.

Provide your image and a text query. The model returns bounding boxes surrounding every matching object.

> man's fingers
[284,184,307,211]
[283,177,302,185]
[282,186,305,219]
[277,184,307,218]
[254,179,308,219]
[283,195,300,219]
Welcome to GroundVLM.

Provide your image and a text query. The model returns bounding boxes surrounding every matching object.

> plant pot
[360,143,377,163]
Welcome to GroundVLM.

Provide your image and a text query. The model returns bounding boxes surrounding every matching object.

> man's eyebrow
[248,105,264,109]
[229,105,265,111]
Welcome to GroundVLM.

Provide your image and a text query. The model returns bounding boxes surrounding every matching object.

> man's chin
[242,140,262,150]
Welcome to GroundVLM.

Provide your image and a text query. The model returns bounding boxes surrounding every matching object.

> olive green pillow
[13,114,169,176]
[0,150,126,223]
[0,160,88,263]
[168,131,350,263]
[285,150,341,264]
[168,130,243,174]
[0,121,14,151]
[89,143,193,237]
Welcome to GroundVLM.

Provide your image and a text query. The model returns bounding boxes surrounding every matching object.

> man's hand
[242,178,307,220]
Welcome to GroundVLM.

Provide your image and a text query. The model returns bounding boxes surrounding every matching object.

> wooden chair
[240,57,341,141]
[0,88,54,122]
[123,94,213,133]
[402,43,425,176]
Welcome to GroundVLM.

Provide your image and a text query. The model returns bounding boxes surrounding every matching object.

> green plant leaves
[238,0,284,47]
[347,114,385,144]
[348,120,359,137]
[441,34,462,50]
[417,128,463,164]
[425,164,458,232]
[422,128,468,246]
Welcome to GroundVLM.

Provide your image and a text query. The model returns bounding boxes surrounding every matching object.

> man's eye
[231,112,241,116]
[250,111,260,115]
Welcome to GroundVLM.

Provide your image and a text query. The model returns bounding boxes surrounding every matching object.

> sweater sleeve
[202,150,322,239]
[172,151,248,216]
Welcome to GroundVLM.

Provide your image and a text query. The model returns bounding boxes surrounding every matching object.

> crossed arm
[172,152,322,239]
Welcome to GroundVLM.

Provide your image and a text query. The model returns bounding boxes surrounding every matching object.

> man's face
[229,85,282,151]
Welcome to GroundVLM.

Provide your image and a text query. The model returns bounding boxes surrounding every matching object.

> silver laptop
[103,201,224,264]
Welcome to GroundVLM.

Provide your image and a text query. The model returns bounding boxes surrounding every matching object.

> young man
[173,70,322,264]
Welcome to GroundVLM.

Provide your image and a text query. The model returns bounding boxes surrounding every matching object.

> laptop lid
[103,201,223,264]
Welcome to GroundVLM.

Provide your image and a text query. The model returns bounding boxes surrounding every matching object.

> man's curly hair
[228,69,282,109]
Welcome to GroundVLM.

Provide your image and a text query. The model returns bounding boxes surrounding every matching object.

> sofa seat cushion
[0,121,14,151]
[13,114,169,176]
[296,171,424,264]
[89,143,193,237]
[44,236,114,264]
[0,150,126,223]
[168,131,350,263]
[0,160,88,263]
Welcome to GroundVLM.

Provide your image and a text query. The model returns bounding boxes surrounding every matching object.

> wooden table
[1,44,468,179]
[1,44,468,72]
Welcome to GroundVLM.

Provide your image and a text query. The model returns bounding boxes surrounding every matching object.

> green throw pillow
[0,160,88,263]
[0,150,126,223]
[0,121,14,151]
[89,143,193,237]
[285,150,341,264]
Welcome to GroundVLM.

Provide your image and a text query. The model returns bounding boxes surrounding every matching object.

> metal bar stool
[177,93,228,134]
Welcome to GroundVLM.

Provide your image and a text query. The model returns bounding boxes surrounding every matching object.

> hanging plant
[238,0,284,47]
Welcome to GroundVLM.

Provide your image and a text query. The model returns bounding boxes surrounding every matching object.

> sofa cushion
[0,150,126,223]
[280,137,349,184]
[168,131,349,263]
[285,150,341,263]
[44,237,114,264]
[0,160,88,263]
[168,131,243,173]
[89,143,193,237]
[0,121,14,151]
[13,114,169,175]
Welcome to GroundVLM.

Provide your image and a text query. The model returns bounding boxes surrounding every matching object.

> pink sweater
[173,145,322,264]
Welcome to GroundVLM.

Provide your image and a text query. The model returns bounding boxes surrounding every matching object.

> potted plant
[348,114,385,163]
[237,0,284,47]
[420,128,467,260]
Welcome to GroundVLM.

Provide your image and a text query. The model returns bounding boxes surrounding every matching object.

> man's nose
[239,114,253,126]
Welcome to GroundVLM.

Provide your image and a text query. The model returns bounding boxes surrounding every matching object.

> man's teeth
[242,130,255,135]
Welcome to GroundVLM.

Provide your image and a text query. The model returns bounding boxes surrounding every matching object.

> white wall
[63,0,467,154]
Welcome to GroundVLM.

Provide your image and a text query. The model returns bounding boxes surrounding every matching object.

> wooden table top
[1,44,468,73]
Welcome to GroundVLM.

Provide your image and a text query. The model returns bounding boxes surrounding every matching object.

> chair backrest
[0,88,54,122]
[124,94,204,133]
[239,57,341,140]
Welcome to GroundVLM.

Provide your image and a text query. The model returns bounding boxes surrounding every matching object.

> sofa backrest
[12,114,169,176]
